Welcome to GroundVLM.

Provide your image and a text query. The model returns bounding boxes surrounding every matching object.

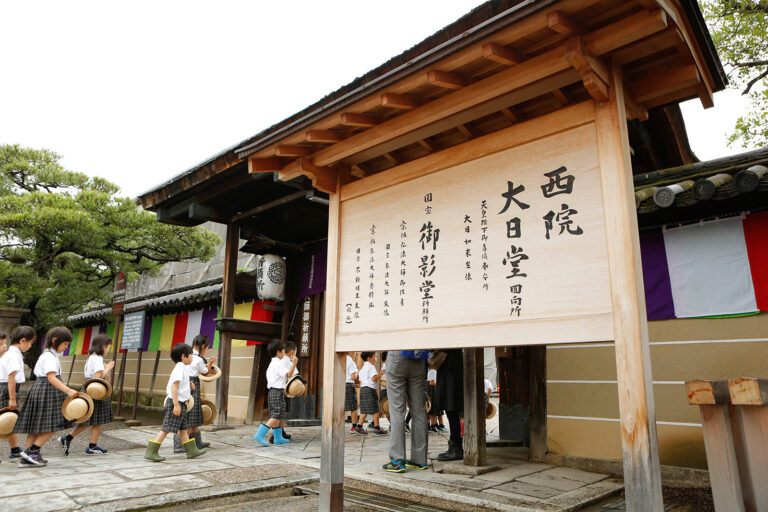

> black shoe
[437,440,464,461]
[59,435,71,456]
[268,435,274,444]
[282,430,291,440]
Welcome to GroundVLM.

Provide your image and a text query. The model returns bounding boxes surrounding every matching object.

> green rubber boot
[144,439,165,462]
[183,438,207,459]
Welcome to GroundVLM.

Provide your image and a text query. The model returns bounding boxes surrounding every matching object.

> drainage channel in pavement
[296,484,452,512]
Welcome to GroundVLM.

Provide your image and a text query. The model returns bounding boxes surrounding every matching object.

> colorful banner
[640,212,767,320]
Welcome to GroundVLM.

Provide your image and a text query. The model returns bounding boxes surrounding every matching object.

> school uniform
[427,369,443,416]
[0,345,25,409]
[161,362,191,433]
[13,349,70,434]
[266,357,287,420]
[185,350,208,428]
[81,354,114,426]
[380,362,387,401]
[358,361,379,415]
[484,378,493,407]
[344,355,358,412]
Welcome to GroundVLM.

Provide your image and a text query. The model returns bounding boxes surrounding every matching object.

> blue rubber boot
[253,424,270,447]
[273,427,290,445]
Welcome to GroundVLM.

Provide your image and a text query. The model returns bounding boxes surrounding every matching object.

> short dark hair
[381,351,387,362]
[285,341,297,354]
[89,334,112,356]
[0,331,6,340]
[361,351,375,362]
[267,339,285,358]
[171,343,193,363]
[11,326,36,345]
[44,326,73,351]
[192,335,209,351]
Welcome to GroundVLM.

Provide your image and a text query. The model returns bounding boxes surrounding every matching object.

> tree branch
[743,67,768,94]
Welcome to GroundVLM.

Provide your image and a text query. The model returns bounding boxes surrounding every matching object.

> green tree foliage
[0,144,220,329]
[701,1,768,147]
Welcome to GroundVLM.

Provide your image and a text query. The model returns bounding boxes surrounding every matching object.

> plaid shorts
[345,382,358,412]
[267,388,286,420]
[161,398,189,433]
[359,386,379,415]
[186,377,204,428]
[13,378,70,434]
[0,382,20,409]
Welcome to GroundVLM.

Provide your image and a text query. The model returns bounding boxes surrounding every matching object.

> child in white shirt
[0,326,35,462]
[345,352,360,434]
[358,352,386,435]
[144,343,206,462]
[253,340,296,447]
[268,341,299,444]
[174,335,216,452]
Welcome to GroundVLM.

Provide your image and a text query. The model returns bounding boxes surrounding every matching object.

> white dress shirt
[84,354,105,380]
[266,357,287,389]
[359,361,378,390]
[0,345,25,384]
[166,361,191,402]
[33,350,61,378]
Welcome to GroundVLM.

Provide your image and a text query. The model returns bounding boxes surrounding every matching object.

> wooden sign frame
[320,63,662,510]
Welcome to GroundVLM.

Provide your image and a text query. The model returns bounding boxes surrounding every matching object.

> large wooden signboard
[336,121,613,350]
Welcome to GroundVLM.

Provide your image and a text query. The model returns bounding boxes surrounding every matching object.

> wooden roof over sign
[138,0,725,225]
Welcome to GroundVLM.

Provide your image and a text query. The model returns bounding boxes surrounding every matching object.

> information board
[121,310,146,351]
[336,123,613,350]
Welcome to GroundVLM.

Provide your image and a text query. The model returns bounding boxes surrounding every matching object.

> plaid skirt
[428,385,443,416]
[79,384,113,426]
[0,382,20,409]
[186,377,204,427]
[267,388,285,420]
[161,397,189,433]
[13,378,71,434]
[359,386,379,415]
[345,382,358,412]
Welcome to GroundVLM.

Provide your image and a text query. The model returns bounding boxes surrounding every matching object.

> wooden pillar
[130,349,143,420]
[115,350,128,418]
[595,61,663,510]
[320,177,345,512]
[463,347,486,466]
[246,345,263,425]
[216,222,238,426]
[146,351,161,405]
[528,345,547,462]
[729,377,768,510]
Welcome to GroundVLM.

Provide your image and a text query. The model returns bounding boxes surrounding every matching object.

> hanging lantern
[257,254,286,301]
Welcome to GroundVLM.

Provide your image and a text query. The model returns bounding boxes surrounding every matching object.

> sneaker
[382,459,406,473]
[59,435,71,456]
[9,451,22,460]
[353,426,367,435]
[85,445,108,455]
[18,451,46,467]
[372,427,387,435]
[437,425,448,433]
[405,460,429,470]
[350,426,358,435]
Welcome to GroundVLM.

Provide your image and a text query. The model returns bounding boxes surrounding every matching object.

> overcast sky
[0,1,753,199]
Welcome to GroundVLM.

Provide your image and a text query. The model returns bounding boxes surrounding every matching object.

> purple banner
[640,230,676,321]
[297,240,327,300]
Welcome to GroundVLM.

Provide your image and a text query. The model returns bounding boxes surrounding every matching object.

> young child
[144,343,206,462]
[0,331,7,358]
[0,326,35,464]
[358,352,386,435]
[269,340,298,444]
[59,334,115,455]
[345,352,361,434]
[427,367,439,432]
[13,326,79,467]
[174,335,216,453]
[253,339,297,446]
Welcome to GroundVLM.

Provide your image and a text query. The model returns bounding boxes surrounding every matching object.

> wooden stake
[594,61,663,511]
[463,348,486,466]
[146,351,161,405]
[246,345,264,425]
[131,349,143,420]
[216,223,238,426]
[320,174,345,512]
[110,314,122,387]
[66,354,77,387]
[529,345,547,462]
[115,350,128,418]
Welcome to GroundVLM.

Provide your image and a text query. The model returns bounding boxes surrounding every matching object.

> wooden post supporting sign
[216,223,239,425]
[594,61,663,510]
[463,347,486,466]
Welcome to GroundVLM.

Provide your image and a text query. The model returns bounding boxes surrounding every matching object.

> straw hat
[379,376,387,388]
[185,398,194,412]
[379,397,389,415]
[201,399,217,426]
[485,401,497,420]
[285,375,307,398]
[426,397,432,413]
[83,378,113,400]
[62,392,95,423]
[0,407,19,437]
[198,365,221,382]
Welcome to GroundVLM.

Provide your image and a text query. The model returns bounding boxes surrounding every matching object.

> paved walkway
[0,418,622,512]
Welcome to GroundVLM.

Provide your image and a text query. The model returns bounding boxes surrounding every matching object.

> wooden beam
[417,139,436,152]
[340,112,380,128]
[383,152,401,165]
[728,377,768,406]
[215,223,238,426]
[312,11,667,168]
[319,174,344,512]
[548,11,581,35]
[552,89,570,107]
[215,318,283,339]
[500,107,520,123]
[456,124,475,139]
[381,93,420,110]
[463,348,486,466]
[686,380,731,405]
[350,164,367,179]
[427,70,468,89]
[565,37,610,103]
[482,42,523,66]
[628,64,699,104]
[595,62,663,510]
[612,28,678,65]
[248,157,282,173]
[279,157,338,194]
[625,93,649,122]
[306,130,344,144]
[275,145,313,157]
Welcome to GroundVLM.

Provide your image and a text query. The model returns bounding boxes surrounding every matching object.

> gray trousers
[386,352,428,465]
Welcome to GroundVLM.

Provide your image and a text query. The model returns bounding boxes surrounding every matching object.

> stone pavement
[0,418,621,512]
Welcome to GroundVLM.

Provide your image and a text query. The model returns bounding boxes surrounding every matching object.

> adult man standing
[382,350,429,472]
